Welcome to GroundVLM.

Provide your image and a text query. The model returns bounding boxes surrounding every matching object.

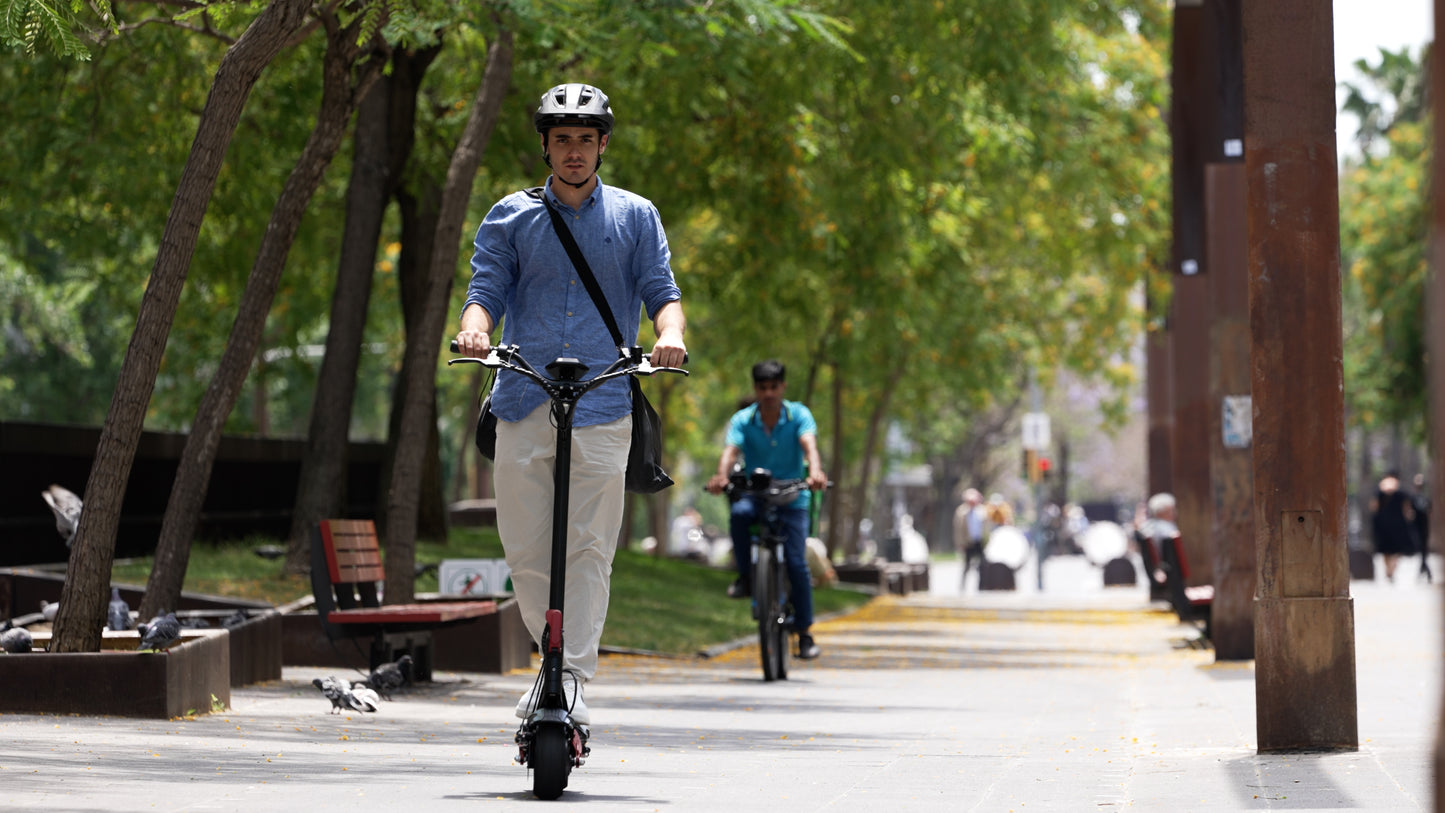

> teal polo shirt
[725,400,817,511]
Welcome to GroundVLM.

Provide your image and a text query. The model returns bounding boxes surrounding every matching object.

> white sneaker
[515,674,589,724]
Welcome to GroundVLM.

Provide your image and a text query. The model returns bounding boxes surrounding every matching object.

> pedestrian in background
[952,488,987,586]
[1412,473,1432,583]
[1370,470,1418,583]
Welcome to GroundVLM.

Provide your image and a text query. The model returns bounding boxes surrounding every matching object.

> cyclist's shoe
[515,673,590,725]
[726,578,750,599]
[797,634,821,660]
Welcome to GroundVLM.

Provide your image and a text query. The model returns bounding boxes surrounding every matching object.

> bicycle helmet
[534,83,614,135]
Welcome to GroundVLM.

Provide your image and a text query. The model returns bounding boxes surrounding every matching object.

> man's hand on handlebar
[806,470,829,492]
[649,332,687,370]
[704,473,729,495]
[454,329,491,359]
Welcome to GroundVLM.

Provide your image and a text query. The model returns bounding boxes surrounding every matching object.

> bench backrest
[311,519,382,621]
[1165,535,1191,581]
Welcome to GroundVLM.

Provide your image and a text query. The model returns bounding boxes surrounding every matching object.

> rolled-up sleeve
[463,198,522,323]
[633,201,681,319]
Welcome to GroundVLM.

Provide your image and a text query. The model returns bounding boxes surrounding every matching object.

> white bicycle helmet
[534,83,614,135]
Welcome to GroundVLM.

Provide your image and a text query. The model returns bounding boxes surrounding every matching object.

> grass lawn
[110,526,872,657]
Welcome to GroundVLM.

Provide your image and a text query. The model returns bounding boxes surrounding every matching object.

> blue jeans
[730,496,814,633]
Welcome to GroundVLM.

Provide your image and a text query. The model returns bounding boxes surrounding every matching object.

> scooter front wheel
[531,723,571,800]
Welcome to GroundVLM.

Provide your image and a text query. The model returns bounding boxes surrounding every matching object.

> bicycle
[721,467,819,682]
[449,341,686,800]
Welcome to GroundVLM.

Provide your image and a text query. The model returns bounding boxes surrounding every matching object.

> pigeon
[137,612,182,651]
[368,654,413,700]
[221,610,249,629]
[40,484,83,548]
[178,615,212,629]
[311,676,374,714]
[107,588,132,632]
[312,676,350,713]
[349,682,381,712]
[252,545,285,560]
[0,620,32,654]
[39,600,58,623]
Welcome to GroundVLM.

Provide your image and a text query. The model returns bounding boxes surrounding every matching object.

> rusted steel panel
[1146,324,1173,498]
[1168,3,1211,585]
[1243,1,1356,752]
[1206,163,1254,661]
[1170,273,1213,587]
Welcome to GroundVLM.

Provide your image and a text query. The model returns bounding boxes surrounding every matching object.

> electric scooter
[449,342,685,799]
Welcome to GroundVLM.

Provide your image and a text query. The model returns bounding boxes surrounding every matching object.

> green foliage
[5,0,1173,528]
[1338,45,1431,441]
[0,0,112,59]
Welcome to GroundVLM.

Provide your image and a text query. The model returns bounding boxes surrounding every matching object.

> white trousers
[494,403,630,681]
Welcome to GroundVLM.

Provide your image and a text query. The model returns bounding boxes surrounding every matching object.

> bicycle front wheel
[756,547,785,681]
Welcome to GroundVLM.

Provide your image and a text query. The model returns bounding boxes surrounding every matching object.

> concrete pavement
[1,554,1438,811]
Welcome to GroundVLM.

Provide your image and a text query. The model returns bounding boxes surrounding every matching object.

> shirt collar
[749,402,792,425]
[544,175,605,211]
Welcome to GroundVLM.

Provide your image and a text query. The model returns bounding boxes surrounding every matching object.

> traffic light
[1038,457,1052,480]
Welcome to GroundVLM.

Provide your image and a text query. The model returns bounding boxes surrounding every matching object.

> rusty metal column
[1206,162,1254,661]
[1146,307,1173,499]
[1429,0,1445,803]
[1242,2,1357,751]
[1201,0,1254,662]
[1169,0,1213,587]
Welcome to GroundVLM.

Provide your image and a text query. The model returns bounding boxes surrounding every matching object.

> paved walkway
[1,555,1438,811]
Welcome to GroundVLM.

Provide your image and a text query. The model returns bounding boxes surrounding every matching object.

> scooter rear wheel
[531,723,570,800]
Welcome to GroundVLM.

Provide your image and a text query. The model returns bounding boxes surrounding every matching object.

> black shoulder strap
[524,186,626,350]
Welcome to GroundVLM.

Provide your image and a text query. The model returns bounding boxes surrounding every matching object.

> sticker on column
[1222,395,1252,449]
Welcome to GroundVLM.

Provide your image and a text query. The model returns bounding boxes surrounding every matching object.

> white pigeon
[312,676,374,714]
[107,588,132,632]
[39,600,58,623]
[40,484,82,548]
[349,682,381,712]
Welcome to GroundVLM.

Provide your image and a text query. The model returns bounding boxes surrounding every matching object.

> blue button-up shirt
[726,400,818,511]
[463,178,681,427]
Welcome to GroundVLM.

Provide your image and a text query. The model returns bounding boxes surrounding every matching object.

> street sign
[1021,412,1051,451]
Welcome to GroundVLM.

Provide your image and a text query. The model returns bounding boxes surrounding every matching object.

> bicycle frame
[725,469,807,680]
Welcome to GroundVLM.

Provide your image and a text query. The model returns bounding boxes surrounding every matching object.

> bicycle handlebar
[720,472,829,506]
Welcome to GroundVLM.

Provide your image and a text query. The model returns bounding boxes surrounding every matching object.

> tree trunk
[139,10,386,622]
[452,364,486,502]
[842,365,903,561]
[283,43,442,574]
[826,366,847,557]
[382,27,514,604]
[50,0,313,654]
[390,181,449,541]
[647,374,679,555]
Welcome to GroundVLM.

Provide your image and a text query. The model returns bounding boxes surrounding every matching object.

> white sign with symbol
[439,559,512,596]
[1021,412,1051,451]
[1222,395,1252,449]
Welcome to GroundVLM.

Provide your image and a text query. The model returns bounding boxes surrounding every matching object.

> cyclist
[455,83,688,727]
[705,360,828,659]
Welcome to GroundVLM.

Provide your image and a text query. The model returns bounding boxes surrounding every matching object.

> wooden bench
[1157,533,1213,639]
[311,519,498,679]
